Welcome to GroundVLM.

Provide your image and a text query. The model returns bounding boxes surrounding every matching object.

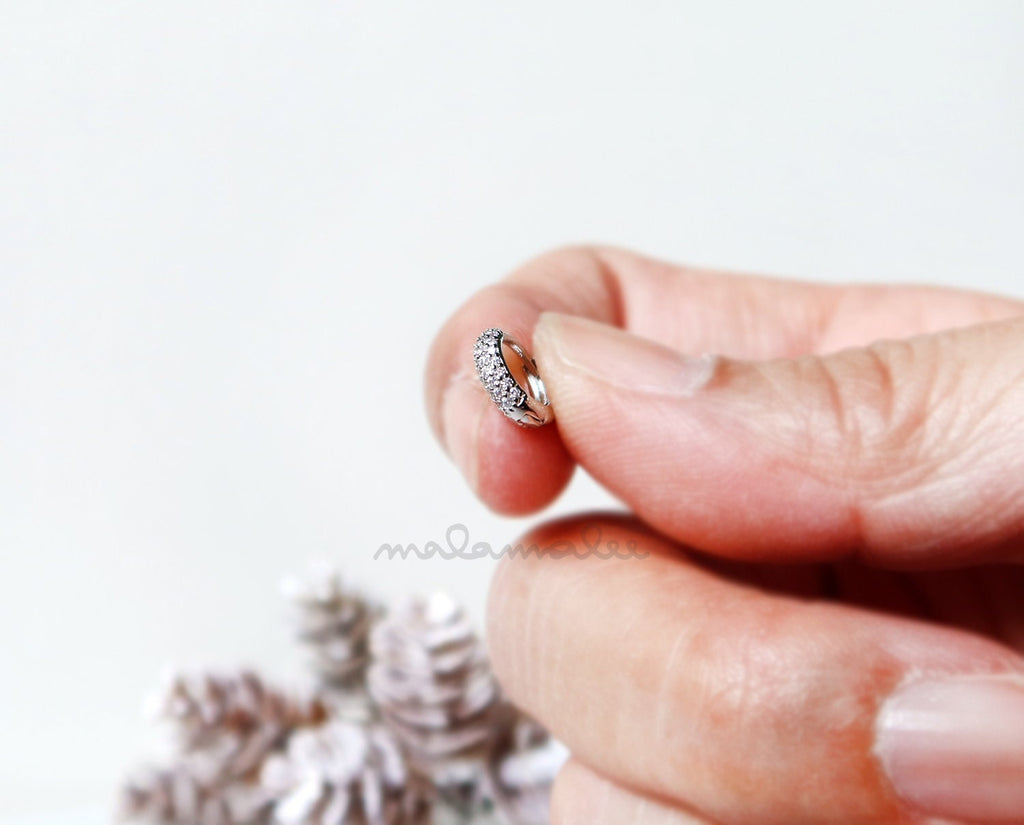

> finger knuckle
[799,337,941,489]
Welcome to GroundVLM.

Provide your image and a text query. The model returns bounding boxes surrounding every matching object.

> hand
[424,246,1024,825]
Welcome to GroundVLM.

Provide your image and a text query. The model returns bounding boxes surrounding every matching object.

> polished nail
[876,674,1024,821]
[533,312,716,397]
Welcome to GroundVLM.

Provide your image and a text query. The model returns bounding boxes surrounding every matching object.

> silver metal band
[473,328,554,427]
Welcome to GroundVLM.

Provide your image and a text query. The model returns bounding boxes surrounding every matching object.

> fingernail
[876,674,1024,821]
[534,312,716,396]
[440,371,486,491]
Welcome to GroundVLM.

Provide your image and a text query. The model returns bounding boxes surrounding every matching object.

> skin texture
[423,246,1024,825]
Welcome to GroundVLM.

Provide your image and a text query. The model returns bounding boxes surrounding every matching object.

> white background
[2,1,1022,819]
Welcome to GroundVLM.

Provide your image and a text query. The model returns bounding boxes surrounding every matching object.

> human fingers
[551,760,720,825]
[425,246,1023,514]
[487,515,1024,825]
[533,311,1024,567]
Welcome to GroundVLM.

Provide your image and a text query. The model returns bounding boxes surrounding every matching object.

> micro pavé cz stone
[473,328,554,427]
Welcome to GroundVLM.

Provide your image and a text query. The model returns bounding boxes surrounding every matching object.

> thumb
[533,311,1024,568]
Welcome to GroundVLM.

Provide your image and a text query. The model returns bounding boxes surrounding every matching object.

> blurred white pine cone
[120,763,272,825]
[122,670,327,824]
[488,713,567,825]
[367,593,501,791]
[282,567,377,710]
[260,721,431,825]
[150,669,327,785]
